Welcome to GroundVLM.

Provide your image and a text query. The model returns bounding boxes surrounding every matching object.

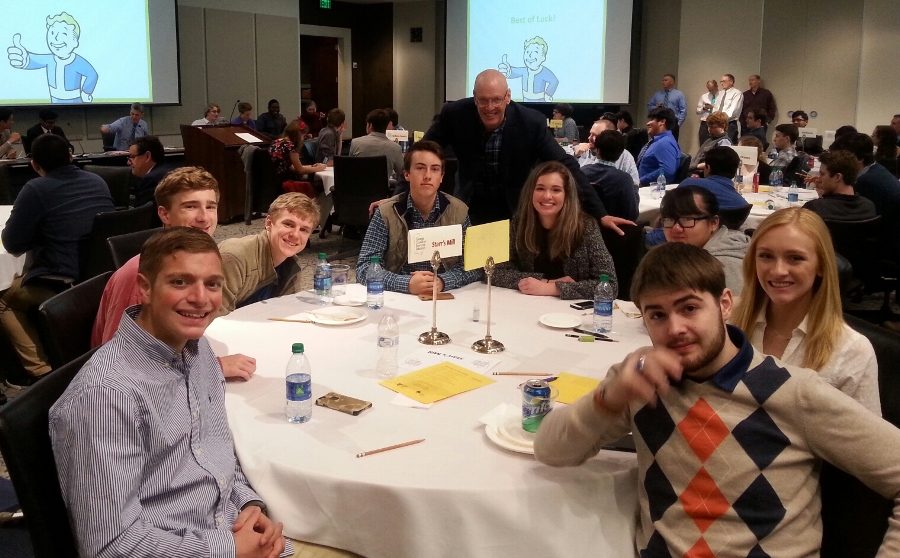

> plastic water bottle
[314,253,333,302]
[285,343,312,423]
[788,182,799,206]
[770,169,783,193]
[593,274,615,334]
[376,314,399,378]
[733,170,744,192]
[366,255,385,309]
[656,170,667,197]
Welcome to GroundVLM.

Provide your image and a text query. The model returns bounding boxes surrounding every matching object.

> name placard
[548,118,563,129]
[407,224,463,264]
[463,220,510,271]
[386,129,409,143]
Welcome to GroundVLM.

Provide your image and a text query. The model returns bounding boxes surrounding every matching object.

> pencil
[492,372,553,376]
[356,438,425,458]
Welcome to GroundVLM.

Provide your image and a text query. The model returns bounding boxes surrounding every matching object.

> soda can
[522,379,552,433]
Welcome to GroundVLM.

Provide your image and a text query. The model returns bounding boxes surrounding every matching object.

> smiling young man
[534,242,900,557]
[51,227,288,558]
[803,149,877,222]
[357,140,482,295]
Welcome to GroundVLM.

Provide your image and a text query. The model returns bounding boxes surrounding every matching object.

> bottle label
[286,373,311,402]
[368,280,384,295]
[594,300,613,316]
[314,276,332,292]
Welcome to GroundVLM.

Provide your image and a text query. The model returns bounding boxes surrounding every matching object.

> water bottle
[376,314,399,378]
[593,274,615,334]
[366,255,385,309]
[314,253,333,302]
[770,169,783,193]
[788,181,799,206]
[656,170,666,196]
[285,343,312,423]
[733,170,744,192]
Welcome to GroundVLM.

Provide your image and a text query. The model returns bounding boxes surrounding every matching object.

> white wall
[393,1,438,134]
[856,0,900,134]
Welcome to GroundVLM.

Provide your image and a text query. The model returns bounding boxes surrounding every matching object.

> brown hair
[154,166,220,209]
[268,192,320,228]
[514,161,584,261]
[631,242,725,306]
[138,227,221,284]
[819,150,859,185]
[404,140,444,172]
[706,111,728,129]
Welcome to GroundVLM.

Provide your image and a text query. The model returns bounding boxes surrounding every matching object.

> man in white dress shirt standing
[716,74,743,144]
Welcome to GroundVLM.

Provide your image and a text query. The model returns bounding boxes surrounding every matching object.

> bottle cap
[370,255,381,263]
[292,342,304,353]
[599,273,609,282]
[318,252,326,260]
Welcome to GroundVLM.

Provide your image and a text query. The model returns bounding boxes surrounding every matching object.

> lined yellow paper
[380,362,494,404]
[463,220,510,271]
[551,372,600,405]
[413,130,425,142]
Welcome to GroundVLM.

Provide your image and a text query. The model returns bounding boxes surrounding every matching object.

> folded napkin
[616,299,642,318]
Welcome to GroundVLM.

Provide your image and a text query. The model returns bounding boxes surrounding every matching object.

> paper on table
[380,362,494,404]
[235,132,263,143]
[616,299,642,319]
[413,131,424,142]
[399,347,506,375]
[550,372,600,405]
[463,220,510,271]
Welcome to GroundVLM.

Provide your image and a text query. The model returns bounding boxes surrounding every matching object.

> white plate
[539,312,581,329]
[484,413,537,455]
[333,295,366,307]
[302,306,367,325]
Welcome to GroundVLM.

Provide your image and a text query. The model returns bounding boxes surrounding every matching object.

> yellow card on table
[380,362,494,404]
[413,130,425,142]
[548,118,563,129]
[550,372,600,405]
[463,219,510,271]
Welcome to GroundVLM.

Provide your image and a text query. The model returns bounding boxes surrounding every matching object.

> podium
[180,124,269,222]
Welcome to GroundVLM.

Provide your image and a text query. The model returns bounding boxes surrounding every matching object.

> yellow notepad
[380,362,494,404]
[551,372,600,405]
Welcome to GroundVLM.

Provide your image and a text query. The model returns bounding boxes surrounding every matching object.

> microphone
[229,99,240,123]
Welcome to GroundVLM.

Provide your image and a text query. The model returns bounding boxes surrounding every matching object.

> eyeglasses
[661,215,712,229]
[474,96,506,108]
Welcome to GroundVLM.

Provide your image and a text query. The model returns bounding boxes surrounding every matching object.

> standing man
[23,109,73,155]
[422,69,630,233]
[535,242,900,557]
[128,135,173,207]
[740,74,777,133]
[256,99,287,138]
[349,108,404,180]
[637,107,681,185]
[0,108,21,159]
[101,102,149,152]
[696,79,719,145]
[647,74,686,140]
[716,74,743,143]
[316,108,345,165]
[0,134,114,387]
[51,227,288,558]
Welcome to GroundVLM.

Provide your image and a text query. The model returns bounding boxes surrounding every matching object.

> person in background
[617,109,648,161]
[349,108,404,180]
[831,132,900,234]
[231,101,257,130]
[732,207,880,414]
[741,110,769,150]
[831,125,858,148]
[552,103,579,144]
[0,134,114,388]
[637,107,680,185]
[190,103,223,126]
[580,130,639,221]
[872,125,899,177]
[24,109,73,155]
[688,111,732,172]
[101,103,149,151]
[646,73,686,139]
[769,123,799,178]
[316,108,345,166]
[681,146,749,228]
[804,150,877,222]
[740,74,777,132]
[891,113,900,146]
[257,98,287,138]
[0,108,20,159]
[268,120,327,185]
[385,107,404,131]
[573,118,639,185]
[492,161,617,300]
[128,135,173,207]
[534,241,900,557]
[717,73,744,143]
[696,79,719,144]
[659,186,749,294]
[219,192,319,313]
[357,140,481,296]
[301,100,326,137]
[737,135,771,183]
[791,110,809,128]
[51,227,288,558]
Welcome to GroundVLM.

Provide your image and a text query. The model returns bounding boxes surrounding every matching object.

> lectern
[180,124,268,222]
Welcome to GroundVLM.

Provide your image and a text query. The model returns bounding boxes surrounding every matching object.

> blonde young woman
[731,207,880,414]
[492,161,617,300]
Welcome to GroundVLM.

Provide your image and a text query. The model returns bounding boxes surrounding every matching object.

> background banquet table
[0,206,26,290]
[205,282,651,558]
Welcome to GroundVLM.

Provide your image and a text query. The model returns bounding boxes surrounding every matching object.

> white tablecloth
[318,167,334,194]
[0,206,26,290]
[206,283,649,558]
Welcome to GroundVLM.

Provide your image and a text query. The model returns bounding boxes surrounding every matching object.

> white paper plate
[539,312,581,329]
[333,294,367,307]
[302,306,367,325]
[484,413,536,454]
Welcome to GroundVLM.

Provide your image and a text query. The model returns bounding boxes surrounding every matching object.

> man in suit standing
[23,109,73,155]
[420,69,631,234]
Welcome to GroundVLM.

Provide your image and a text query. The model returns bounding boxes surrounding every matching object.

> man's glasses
[661,215,712,229]
[475,96,506,108]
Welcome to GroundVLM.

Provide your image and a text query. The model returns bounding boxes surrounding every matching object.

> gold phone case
[315,392,372,416]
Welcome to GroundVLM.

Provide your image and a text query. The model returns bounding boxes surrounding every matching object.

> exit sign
[320,0,331,8]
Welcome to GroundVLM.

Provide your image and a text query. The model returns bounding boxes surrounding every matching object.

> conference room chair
[35,271,112,370]
[0,349,95,558]
[100,131,117,152]
[82,164,136,209]
[844,313,900,428]
[673,153,692,183]
[0,164,12,205]
[331,155,389,253]
[600,223,645,301]
[106,227,162,269]
[79,203,156,281]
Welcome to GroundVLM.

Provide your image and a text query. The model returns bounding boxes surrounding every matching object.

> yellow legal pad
[550,372,601,405]
[463,219,510,271]
[380,362,494,404]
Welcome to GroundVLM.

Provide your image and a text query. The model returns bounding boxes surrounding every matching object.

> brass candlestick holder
[472,256,505,353]
[418,251,450,345]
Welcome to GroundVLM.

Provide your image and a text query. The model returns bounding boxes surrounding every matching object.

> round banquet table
[205,282,649,558]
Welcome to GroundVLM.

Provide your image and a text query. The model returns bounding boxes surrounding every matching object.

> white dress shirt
[696,91,719,121]
[717,87,744,121]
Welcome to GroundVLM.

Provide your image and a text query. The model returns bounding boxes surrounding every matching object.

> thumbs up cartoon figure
[499,37,559,102]
[498,54,510,77]
[7,33,28,68]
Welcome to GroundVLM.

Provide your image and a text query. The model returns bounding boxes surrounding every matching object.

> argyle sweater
[535,326,900,557]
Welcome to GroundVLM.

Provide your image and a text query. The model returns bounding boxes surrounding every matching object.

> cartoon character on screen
[7,12,98,104]
[498,36,559,102]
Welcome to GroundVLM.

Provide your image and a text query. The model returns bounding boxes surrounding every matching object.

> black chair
[301,139,319,165]
[82,164,136,209]
[35,271,112,370]
[0,349,95,558]
[332,155,389,233]
[101,131,117,152]
[107,227,162,269]
[844,314,900,428]
[719,204,752,231]
[673,153,691,183]
[250,148,282,218]
[80,203,157,281]
[600,223,645,301]
[0,163,12,204]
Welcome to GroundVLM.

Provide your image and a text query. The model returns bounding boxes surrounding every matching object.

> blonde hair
[707,111,728,129]
[514,161,584,261]
[154,166,220,209]
[46,12,80,39]
[731,207,843,370]
[268,192,320,228]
